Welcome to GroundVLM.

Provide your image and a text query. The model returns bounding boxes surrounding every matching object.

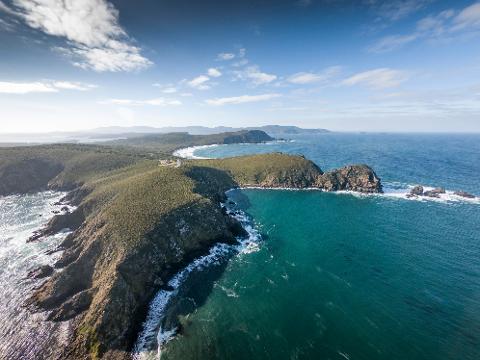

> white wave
[233,184,478,205]
[0,191,74,359]
[215,284,239,298]
[381,184,479,204]
[173,140,283,160]
[333,186,478,204]
[172,144,218,159]
[132,201,261,359]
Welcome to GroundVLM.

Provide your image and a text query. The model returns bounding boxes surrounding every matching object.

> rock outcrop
[28,209,85,242]
[410,185,424,196]
[424,187,445,198]
[315,165,383,193]
[454,190,475,199]
[207,154,382,193]
[27,265,54,279]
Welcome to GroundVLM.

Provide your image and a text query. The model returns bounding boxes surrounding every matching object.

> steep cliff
[0,142,382,359]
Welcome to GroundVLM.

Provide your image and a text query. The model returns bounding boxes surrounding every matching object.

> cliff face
[103,129,274,155]
[222,130,273,144]
[27,163,243,359]
[316,165,382,193]
[202,154,382,193]
[0,144,383,359]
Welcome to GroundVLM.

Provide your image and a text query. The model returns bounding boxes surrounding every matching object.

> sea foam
[172,145,218,159]
[132,199,261,359]
[380,183,479,204]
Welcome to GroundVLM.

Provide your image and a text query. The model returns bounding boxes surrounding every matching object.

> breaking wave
[172,145,218,159]
[132,199,261,359]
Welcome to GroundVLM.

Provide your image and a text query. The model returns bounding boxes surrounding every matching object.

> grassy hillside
[43,154,319,359]
[0,133,381,359]
[0,144,148,196]
[103,130,273,155]
[197,153,323,188]
[0,130,271,196]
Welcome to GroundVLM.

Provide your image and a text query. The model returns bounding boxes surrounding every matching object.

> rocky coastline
[0,133,384,359]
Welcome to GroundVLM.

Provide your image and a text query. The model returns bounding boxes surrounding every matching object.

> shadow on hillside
[185,166,238,200]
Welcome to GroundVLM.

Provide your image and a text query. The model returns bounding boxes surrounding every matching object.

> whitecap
[381,184,479,204]
[132,199,261,359]
[172,144,219,159]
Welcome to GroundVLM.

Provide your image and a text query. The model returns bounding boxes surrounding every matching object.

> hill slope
[0,132,381,359]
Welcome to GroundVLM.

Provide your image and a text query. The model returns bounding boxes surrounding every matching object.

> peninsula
[0,130,382,359]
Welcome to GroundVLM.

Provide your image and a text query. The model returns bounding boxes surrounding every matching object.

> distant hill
[90,125,330,136]
[246,125,329,135]
[0,125,329,144]
[104,130,274,153]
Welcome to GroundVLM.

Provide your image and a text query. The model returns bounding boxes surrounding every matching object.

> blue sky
[0,0,479,132]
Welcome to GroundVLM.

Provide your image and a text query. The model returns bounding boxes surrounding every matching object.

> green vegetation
[0,129,380,359]
[0,144,146,195]
[104,129,273,155]
[198,153,323,188]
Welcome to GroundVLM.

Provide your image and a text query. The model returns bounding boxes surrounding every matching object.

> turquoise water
[161,134,480,360]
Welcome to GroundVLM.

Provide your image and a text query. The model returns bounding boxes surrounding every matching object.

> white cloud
[370,0,433,22]
[368,34,418,53]
[235,66,277,86]
[100,98,181,106]
[288,66,341,84]
[52,81,97,91]
[0,80,96,94]
[0,18,15,31]
[207,68,222,77]
[452,3,480,30]
[0,81,57,94]
[416,9,455,35]
[217,52,235,61]
[152,83,178,93]
[288,72,323,84]
[162,87,177,94]
[66,45,151,72]
[232,58,249,67]
[343,68,409,89]
[205,93,281,106]
[369,3,480,52]
[8,0,151,72]
[0,1,16,15]
[187,75,210,90]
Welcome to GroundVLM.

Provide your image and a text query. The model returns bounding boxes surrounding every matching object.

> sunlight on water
[0,191,72,360]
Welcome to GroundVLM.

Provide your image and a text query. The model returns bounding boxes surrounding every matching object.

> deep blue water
[160,133,480,360]
[197,133,480,194]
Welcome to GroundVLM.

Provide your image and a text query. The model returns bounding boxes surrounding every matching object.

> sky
[0,0,480,133]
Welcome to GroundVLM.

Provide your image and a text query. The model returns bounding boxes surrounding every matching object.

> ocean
[0,191,72,360]
[161,133,480,360]
[1,133,479,360]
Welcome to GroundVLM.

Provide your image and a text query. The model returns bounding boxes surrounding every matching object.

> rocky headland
[0,131,383,359]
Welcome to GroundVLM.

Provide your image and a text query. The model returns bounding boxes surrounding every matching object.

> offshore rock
[315,165,382,193]
[424,188,446,198]
[454,191,475,199]
[410,185,424,196]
